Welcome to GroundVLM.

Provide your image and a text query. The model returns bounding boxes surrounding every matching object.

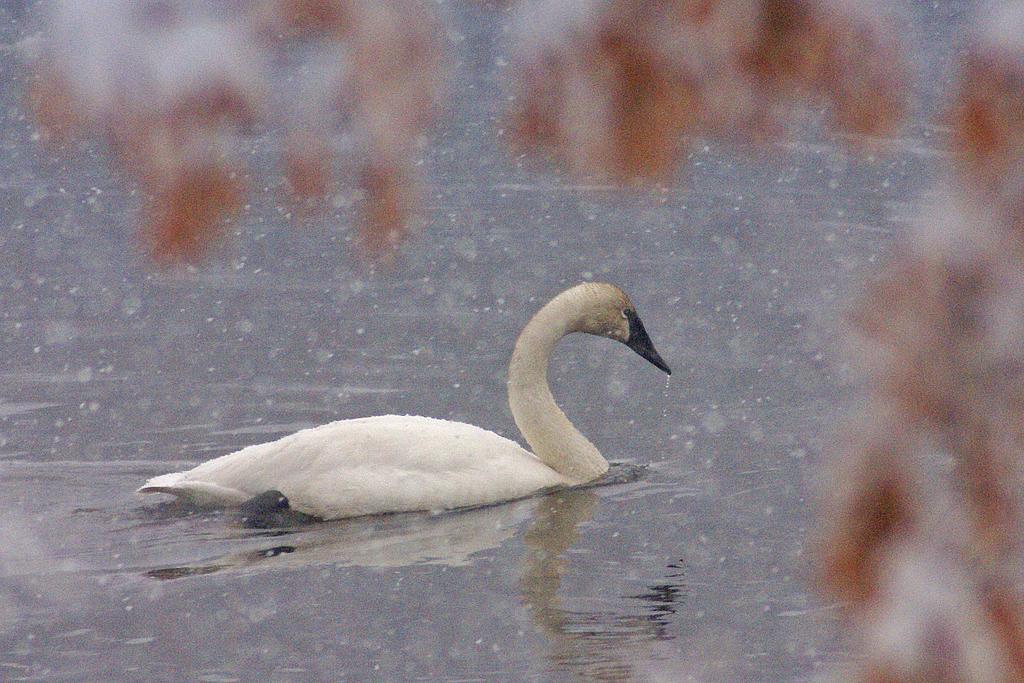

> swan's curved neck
[508,291,609,484]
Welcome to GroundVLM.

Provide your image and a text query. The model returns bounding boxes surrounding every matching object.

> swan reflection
[145,501,534,578]
[519,489,688,679]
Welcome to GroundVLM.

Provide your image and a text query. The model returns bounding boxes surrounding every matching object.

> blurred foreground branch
[819,6,1024,680]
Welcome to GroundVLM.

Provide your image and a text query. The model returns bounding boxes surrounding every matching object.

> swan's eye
[621,309,628,319]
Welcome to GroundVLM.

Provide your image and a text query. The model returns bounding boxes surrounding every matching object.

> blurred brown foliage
[819,6,1024,680]
[28,0,905,260]
[508,0,906,182]
[28,0,441,261]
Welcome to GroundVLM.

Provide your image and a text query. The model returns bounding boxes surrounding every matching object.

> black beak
[625,310,671,375]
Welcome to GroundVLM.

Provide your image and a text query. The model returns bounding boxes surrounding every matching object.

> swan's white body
[138,283,669,519]
[141,415,566,519]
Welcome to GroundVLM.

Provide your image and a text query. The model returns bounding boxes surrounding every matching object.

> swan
[137,282,671,519]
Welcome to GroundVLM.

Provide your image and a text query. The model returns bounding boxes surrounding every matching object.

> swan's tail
[137,471,189,496]
[137,472,252,506]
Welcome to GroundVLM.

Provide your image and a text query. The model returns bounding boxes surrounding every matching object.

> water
[0,1,969,680]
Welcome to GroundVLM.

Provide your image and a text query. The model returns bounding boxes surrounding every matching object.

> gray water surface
[0,2,970,680]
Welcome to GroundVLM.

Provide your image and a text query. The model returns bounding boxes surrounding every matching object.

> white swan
[137,282,671,519]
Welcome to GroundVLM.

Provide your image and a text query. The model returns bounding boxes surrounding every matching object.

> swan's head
[571,283,672,375]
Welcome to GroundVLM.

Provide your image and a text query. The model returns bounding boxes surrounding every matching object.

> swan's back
[139,415,568,519]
